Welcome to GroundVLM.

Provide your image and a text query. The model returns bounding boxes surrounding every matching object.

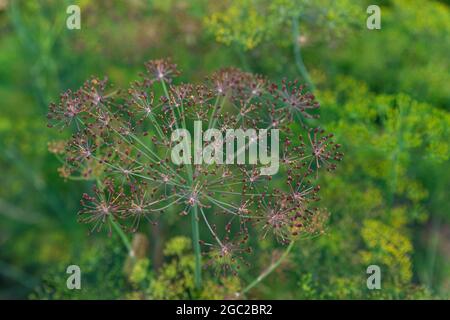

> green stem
[191,204,202,289]
[110,216,133,256]
[95,179,133,255]
[241,241,295,295]
[292,17,315,91]
[161,78,201,287]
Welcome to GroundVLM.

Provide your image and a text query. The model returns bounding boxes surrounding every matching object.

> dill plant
[47,59,342,291]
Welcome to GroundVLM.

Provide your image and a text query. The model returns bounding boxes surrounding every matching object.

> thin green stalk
[161,78,202,288]
[161,79,181,132]
[110,216,133,256]
[95,179,133,255]
[292,17,315,91]
[191,204,202,288]
[241,241,295,295]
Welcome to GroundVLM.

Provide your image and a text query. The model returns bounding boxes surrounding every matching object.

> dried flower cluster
[47,59,342,273]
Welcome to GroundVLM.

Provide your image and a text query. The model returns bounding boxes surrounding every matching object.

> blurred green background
[0,0,449,299]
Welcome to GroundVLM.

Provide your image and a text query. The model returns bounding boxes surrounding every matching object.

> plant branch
[110,216,133,256]
[95,179,133,256]
[292,16,315,91]
[241,241,295,295]
[192,204,202,288]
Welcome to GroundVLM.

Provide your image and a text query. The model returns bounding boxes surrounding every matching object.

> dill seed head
[48,58,342,273]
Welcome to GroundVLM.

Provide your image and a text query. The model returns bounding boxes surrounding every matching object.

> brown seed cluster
[47,59,343,272]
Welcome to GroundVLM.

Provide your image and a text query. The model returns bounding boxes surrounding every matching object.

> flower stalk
[191,204,202,288]
[241,241,295,295]
[292,16,315,91]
